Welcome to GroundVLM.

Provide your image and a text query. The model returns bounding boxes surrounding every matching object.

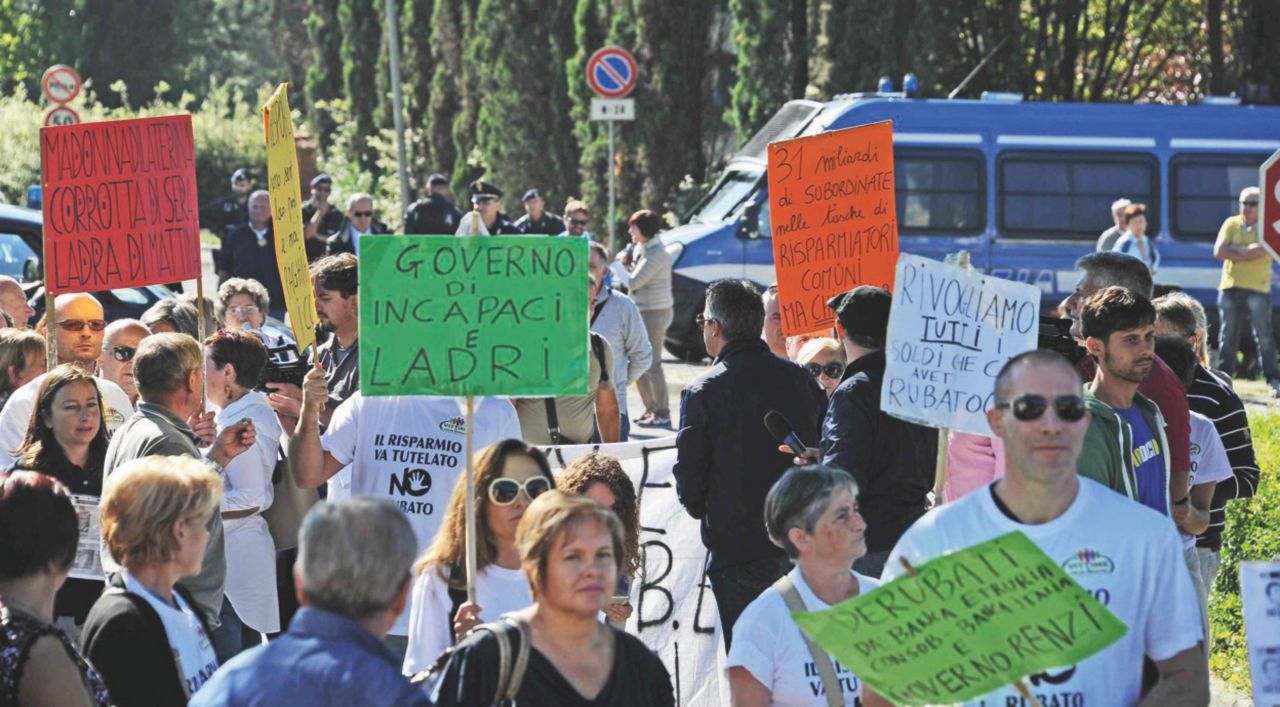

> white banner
[543,438,725,707]
[882,254,1040,436]
[1241,561,1280,705]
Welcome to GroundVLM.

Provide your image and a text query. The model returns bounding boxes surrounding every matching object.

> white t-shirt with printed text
[122,570,219,696]
[0,372,133,465]
[402,563,533,676]
[1184,411,1234,549]
[321,392,521,635]
[883,478,1202,707]
[727,566,878,706]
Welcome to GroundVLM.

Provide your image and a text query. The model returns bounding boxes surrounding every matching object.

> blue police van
[661,92,1280,359]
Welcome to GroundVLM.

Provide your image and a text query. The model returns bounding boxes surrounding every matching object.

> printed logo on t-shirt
[389,468,433,497]
[439,416,466,435]
[1130,437,1161,468]
[104,406,126,427]
[1060,548,1114,576]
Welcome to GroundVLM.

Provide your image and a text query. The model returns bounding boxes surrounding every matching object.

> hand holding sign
[791,531,1126,705]
[262,83,317,354]
[767,121,899,335]
[882,254,1041,436]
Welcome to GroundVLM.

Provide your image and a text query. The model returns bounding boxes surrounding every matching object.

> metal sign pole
[384,0,411,218]
[608,121,616,253]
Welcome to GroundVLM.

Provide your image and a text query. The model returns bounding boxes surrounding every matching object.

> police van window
[998,152,1158,239]
[0,234,36,279]
[1171,155,1266,241]
[689,169,762,223]
[895,152,984,235]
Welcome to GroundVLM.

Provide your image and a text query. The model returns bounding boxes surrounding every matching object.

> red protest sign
[767,121,899,335]
[40,115,201,294]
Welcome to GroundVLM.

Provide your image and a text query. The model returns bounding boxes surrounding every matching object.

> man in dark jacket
[402,173,462,235]
[672,278,827,650]
[820,286,937,578]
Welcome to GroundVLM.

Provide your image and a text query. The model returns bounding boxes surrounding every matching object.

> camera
[244,328,307,390]
[1038,315,1086,365]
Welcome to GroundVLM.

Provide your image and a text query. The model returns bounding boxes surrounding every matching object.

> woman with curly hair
[402,439,556,675]
[558,452,641,624]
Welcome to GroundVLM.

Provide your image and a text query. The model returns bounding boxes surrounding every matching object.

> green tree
[727,0,800,137]
[78,0,189,107]
[423,0,471,195]
[306,0,344,146]
[403,0,435,190]
[470,0,580,212]
[449,0,486,194]
[339,0,382,173]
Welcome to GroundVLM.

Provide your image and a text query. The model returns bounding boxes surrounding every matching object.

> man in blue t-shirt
[1077,286,1172,515]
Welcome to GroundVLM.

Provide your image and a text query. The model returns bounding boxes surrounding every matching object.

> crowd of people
[0,166,1271,706]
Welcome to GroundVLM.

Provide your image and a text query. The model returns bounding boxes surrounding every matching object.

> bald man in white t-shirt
[866,350,1207,707]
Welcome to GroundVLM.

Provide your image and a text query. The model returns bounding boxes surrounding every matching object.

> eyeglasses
[57,319,106,332]
[110,346,136,362]
[994,394,1087,422]
[805,362,844,379]
[488,476,553,506]
[569,219,589,227]
[695,313,718,329]
[1243,200,1259,207]
[226,305,259,316]
[352,210,374,218]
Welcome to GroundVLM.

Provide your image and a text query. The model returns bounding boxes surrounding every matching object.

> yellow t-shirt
[1219,215,1273,294]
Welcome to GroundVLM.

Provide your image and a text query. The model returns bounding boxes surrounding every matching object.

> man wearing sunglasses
[1077,287,1171,516]
[1214,186,1280,395]
[327,193,389,257]
[301,174,345,262]
[869,350,1207,706]
[0,293,135,466]
[99,319,151,407]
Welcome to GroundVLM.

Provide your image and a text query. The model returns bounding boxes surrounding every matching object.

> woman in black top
[430,491,673,707]
[11,364,110,635]
[0,470,110,706]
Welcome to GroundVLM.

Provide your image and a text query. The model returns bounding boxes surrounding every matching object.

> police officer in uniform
[514,188,566,235]
[199,167,255,241]
[455,180,519,236]
[403,173,463,235]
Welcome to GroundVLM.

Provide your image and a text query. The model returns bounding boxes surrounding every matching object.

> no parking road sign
[41,64,81,104]
[586,47,637,99]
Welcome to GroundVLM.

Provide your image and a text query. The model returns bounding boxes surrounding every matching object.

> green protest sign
[359,236,590,397]
[791,531,1126,705]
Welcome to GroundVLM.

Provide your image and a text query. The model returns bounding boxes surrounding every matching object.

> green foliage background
[1211,405,1280,694]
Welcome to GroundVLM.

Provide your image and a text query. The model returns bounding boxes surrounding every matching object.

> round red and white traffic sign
[586,47,637,99]
[44,105,80,127]
[41,64,82,104]
[1261,148,1280,263]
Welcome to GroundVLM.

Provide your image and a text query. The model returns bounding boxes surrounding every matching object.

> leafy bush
[1211,408,1280,693]
[0,80,271,210]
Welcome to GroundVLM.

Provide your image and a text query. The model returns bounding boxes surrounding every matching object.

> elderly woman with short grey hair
[726,465,878,707]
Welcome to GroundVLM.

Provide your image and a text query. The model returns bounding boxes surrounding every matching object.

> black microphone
[764,410,810,458]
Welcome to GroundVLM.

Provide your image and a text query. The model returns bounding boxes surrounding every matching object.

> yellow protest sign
[262,83,316,353]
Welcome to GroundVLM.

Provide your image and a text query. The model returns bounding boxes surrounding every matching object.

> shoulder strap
[500,616,531,703]
[590,333,609,384]
[590,295,608,325]
[772,575,843,707]
[543,398,564,445]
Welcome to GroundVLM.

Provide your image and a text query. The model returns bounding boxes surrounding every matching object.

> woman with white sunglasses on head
[402,439,555,675]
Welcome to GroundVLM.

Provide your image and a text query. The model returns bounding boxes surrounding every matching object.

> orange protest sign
[767,121,899,335]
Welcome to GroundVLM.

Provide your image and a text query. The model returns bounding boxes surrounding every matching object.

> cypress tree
[78,0,187,107]
[728,0,801,137]
[426,0,467,190]
[471,0,580,209]
[306,0,345,147]
[338,0,383,174]
[567,0,612,230]
[403,0,435,189]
